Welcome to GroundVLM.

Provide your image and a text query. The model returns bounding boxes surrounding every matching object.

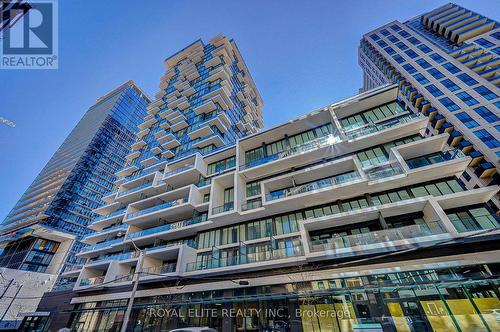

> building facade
[0,81,149,328]
[359,3,500,206]
[51,82,500,332]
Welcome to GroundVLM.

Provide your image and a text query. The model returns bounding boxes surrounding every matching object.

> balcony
[126,215,207,241]
[343,113,424,140]
[126,197,188,219]
[90,208,126,228]
[83,223,128,241]
[122,168,160,184]
[117,182,153,198]
[87,251,139,265]
[240,134,341,172]
[78,276,105,287]
[406,150,466,169]
[78,237,124,255]
[309,222,447,256]
[142,262,177,276]
[364,162,405,182]
[266,171,360,201]
[241,199,263,212]
[212,202,234,215]
[186,246,304,272]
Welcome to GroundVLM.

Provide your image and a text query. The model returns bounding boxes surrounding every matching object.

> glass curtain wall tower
[358,3,500,206]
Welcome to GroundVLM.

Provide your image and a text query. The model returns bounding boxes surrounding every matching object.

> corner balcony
[239,134,342,180]
[162,163,201,188]
[307,222,450,261]
[89,208,126,230]
[86,251,139,267]
[82,223,128,243]
[120,167,161,187]
[191,133,224,149]
[77,237,124,258]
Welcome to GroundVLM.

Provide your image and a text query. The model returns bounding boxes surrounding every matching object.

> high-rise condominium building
[43,81,500,332]
[359,3,500,207]
[0,81,149,328]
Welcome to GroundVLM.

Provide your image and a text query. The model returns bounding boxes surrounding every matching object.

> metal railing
[212,202,234,215]
[241,199,263,211]
[142,263,177,275]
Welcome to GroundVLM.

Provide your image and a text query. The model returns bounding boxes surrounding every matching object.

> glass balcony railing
[344,113,424,140]
[163,165,194,178]
[123,167,160,182]
[114,273,134,283]
[82,224,127,240]
[80,237,124,253]
[266,171,361,201]
[127,216,206,239]
[196,177,212,187]
[240,134,340,170]
[126,197,188,219]
[79,276,105,287]
[241,199,263,211]
[89,251,139,264]
[212,202,234,215]
[93,208,126,223]
[310,222,446,252]
[364,162,404,181]
[186,246,304,271]
[406,149,466,170]
[117,182,153,197]
[142,262,177,275]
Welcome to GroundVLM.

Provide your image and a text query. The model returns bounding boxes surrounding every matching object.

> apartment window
[395,41,408,50]
[380,29,390,36]
[474,106,500,123]
[387,35,399,43]
[370,34,380,41]
[390,24,401,31]
[398,30,410,38]
[425,84,443,97]
[385,47,396,55]
[491,32,500,40]
[405,49,418,58]
[392,54,405,64]
[207,156,236,176]
[474,38,495,48]
[416,58,431,69]
[427,68,444,79]
[455,112,479,128]
[403,63,417,74]
[457,73,478,86]
[418,44,432,53]
[246,181,261,197]
[413,73,429,84]
[377,40,388,48]
[456,92,479,106]
[439,97,460,111]
[442,63,461,74]
[407,36,421,45]
[430,53,445,63]
[474,86,498,100]
[446,205,499,233]
[223,187,234,204]
[474,129,500,148]
[493,47,500,56]
[441,79,460,92]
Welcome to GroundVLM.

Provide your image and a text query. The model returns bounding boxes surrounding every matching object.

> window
[455,112,479,128]
[457,73,478,86]
[396,41,408,50]
[491,32,500,40]
[392,54,405,64]
[403,63,417,74]
[427,68,444,79]
[370,34,380,41]
[430,53,445,63]
[439,97,460,111]
[398,30,410,38]
[447,206,499,232]
[246,181,261,197]
[474,106,500,123]
[407,36,421,45]
[474,129,500,148]
[475,38,495,48]
[385,47,396,55]
[474,86,498,100]
[456,92,479,106]
[425,84,444,97]
[493,47,500,56]
[377,40,387,48]
[416,58,431,68]
[388,35,399,43]
[413,73,429,84]
[390,24,401,31]
[441,79,460,92]
[418,44,432,53]
[380,29,390,36]
[442,63,461,74]
[405,49,418,58]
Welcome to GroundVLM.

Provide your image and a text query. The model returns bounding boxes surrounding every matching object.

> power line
[0,116,15,128]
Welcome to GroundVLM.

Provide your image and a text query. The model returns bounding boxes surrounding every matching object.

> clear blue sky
[0,0,498,220]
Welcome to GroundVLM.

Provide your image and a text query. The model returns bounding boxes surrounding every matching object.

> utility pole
[120,250,144,332]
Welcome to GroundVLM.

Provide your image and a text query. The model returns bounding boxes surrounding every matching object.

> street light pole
[120,250,144,332]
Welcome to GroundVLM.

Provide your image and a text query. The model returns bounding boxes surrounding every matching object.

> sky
[0,0,498,220]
